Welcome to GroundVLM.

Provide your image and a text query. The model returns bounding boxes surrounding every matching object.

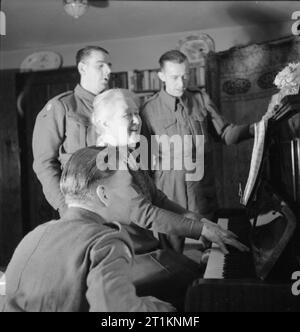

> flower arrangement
[263,63,300,121]
[274,62,300,94]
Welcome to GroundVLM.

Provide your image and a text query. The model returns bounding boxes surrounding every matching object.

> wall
[0,21,293,71]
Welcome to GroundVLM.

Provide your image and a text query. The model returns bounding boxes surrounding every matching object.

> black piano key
[221,214,256,279]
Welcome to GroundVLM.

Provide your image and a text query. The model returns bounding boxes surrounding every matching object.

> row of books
[108,66,205,92]
[130,69,162,92]
[189,66,205,88]
[109,72,128,89]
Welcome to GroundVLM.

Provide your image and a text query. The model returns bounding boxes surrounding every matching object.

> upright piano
[185,95,300,312]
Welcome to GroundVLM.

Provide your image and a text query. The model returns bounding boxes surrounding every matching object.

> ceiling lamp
[63,0,89,19]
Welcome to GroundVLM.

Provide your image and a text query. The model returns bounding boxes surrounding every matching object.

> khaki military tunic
[32,84,97,213]
[141,88,254,219]
[3,208,164,312]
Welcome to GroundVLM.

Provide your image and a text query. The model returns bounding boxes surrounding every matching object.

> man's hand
[183,211,211,250]
[183,211,249,254]
[263,93,281,122]
[183,210,200,220]
[201,218,249,255]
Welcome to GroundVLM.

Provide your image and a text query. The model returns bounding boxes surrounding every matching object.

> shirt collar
[74,84,97,110]
[159,87,187,111]
[62,206,106,225]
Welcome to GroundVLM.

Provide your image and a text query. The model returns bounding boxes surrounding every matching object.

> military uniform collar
[62,206,106,225]
[159,88,187,111]
[75,84,96,108]
[68,84,104,126]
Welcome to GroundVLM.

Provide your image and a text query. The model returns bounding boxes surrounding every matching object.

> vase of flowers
[264,63,300,121]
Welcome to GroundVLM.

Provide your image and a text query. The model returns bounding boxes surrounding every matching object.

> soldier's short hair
[159,50,188,70]
[76,46,110,66]
[60,146,116,204]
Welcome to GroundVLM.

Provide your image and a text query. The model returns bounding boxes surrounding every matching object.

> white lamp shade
[63,0,88,19]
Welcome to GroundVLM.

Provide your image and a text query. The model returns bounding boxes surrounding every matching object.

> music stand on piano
[185,95,300,312]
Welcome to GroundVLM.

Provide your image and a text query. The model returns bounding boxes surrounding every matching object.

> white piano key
[204,218,229,279]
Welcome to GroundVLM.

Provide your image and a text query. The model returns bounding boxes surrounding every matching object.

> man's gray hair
[60,146,116,204]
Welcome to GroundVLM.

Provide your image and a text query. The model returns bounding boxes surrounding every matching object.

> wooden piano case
[185,279,300,312]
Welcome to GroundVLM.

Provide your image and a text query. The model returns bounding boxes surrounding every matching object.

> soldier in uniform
[140,50,258,252]
[4,147,176,312]
[32,46,112,216]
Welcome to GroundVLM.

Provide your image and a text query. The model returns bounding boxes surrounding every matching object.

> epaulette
[42,90,74,114]
[53,90,74,102]
[142,91,160,106]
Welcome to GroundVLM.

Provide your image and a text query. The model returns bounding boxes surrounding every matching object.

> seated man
[3,147,176,312]
[91,88,248,255]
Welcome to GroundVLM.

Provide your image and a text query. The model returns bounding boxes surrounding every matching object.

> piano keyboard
[204,216,256,280]
[204,218,228,279]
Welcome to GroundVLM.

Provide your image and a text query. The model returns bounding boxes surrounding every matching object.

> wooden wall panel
[0,70,22,266]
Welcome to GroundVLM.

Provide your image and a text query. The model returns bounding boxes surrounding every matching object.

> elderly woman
[91,88,247,255]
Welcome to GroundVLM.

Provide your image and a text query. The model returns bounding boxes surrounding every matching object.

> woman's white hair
[91,88,139,130]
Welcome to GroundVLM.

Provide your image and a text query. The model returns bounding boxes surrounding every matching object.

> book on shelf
[131,69,162,92]
[107,65,205,94]
[189,65,205,88]
[109,71,128,89]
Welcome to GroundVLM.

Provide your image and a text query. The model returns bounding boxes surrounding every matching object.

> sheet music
[250,210,282,227]
[241,120,268,206]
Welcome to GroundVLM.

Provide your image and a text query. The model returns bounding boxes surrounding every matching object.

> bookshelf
[109,71,128,89]
[129,69,162,92]
[109,69,160,104]
[189,65,206,88]
[129,69,162,105]
[109,63,205,105]
[128,65,205,91]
